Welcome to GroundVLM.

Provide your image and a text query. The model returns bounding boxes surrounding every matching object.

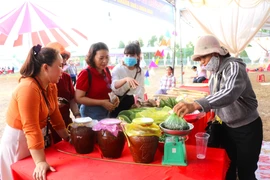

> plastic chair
[202,79,209,83]
[144,93,148,101]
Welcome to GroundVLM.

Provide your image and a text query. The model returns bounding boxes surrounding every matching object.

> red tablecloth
[12,141,229,180]
[185,112,212,145]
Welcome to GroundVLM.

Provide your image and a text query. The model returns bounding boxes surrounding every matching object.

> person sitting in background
[75,42,119,120]
[156,66,176,94]
[66,59,78,86]
[191,65,207,83]
[0,45,70,180]
[46,42,81,144]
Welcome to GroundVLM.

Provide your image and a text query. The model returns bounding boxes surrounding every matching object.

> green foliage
[137,38,144,47]
[159,35,164,43]
[118,41,125,48]
[148,35,158,47]
[240,50,248,57]
[167,52,171,60]
[260,29,270,33]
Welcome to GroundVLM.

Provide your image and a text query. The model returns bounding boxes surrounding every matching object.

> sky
[0,0,198,58]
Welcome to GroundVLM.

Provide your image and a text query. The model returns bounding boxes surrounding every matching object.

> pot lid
[100,118,121,125]
[132,118,154,125]
[73,117,92,123]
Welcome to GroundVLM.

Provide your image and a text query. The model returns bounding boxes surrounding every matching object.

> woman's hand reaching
[102,99,116,112]
[173,102,202,117]
[32,161,55,180]
[125,77,139,89]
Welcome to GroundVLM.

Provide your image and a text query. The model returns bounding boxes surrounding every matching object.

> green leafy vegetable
[163,113,189,130]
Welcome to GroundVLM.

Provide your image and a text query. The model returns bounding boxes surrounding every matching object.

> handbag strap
[119,69,138,101]
[33,77,51,136]
[86,67,111,96]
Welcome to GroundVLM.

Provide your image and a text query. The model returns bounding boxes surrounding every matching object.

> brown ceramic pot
[129,136,159,163]
[70,126,96,154]
[97,130,125,158]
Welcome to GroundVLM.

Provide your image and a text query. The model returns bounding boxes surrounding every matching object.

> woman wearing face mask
[173,35,262,180]
[110,43,145,118]
[75,42,119,120]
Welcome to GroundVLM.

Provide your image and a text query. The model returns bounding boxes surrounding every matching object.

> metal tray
[159,122,194,136]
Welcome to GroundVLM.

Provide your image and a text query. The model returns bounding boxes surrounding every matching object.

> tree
[137,38,144,47]
[118,41,125,48]
[158,35,164,45]
[148,35,158,47]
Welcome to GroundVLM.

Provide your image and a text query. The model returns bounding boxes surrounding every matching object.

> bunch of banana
[159,97,178,108]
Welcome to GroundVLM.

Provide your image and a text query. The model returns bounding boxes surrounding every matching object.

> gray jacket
[196,57,259,128]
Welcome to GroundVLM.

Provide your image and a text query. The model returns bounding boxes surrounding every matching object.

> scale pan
[159,122,194,136]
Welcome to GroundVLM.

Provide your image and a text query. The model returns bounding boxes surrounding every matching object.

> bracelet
[74,112,81,117]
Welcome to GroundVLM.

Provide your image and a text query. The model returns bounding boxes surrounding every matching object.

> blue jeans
[80,105,109,121]
[156,89,167,94]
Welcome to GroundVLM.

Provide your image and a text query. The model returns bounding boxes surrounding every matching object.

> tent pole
[173,0,184,85]
[179,9,184,86]
[172,3,176,75]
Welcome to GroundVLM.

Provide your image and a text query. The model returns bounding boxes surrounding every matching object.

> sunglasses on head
[61,54,69,60]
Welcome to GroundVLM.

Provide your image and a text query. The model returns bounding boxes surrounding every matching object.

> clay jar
[129,136,159,163]
[70,118,96,154]
[126,118,160,163]
[94,119,125,158]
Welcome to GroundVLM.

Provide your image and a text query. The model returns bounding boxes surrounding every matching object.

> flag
[149,61,158,68]
[161,50,164,57]
[155,50,162,57]
[155,58,159,65]
[172,31,177,36]
[165,30,171,38]
[144,77,150,86]
[145,70,149,77]
[160,39,167,46]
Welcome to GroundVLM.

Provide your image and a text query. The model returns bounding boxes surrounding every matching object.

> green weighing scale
[159,123,194,166]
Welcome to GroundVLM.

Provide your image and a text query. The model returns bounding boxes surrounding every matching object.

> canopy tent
[185,0,270,57]
[0,2,88,48]
[170,0,270,57]
[164,0,270,85]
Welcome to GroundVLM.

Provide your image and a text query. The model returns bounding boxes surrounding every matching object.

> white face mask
[205,56,220,72]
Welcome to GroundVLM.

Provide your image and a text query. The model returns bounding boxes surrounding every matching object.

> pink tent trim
[0,2,88,47]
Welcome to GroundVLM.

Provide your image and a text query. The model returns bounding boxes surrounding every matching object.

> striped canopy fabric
[0,2,88,48]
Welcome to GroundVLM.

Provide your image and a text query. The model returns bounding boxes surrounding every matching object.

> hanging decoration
[145,70,149,77]
[145,29,173,86]
[154,50,162,58]
[165,30,171,38]
[155,57,160,65]
[149,61,158,68]
[144,77,150,86]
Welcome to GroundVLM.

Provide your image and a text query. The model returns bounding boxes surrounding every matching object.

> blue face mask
[124,57,137,67]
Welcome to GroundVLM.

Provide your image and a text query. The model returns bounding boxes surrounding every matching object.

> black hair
[20,46,59,80]
[85,42,109,68]
[167,66,173,71]
[124,43,142,73]
[191,66,197,69]
[132,40,140,47]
